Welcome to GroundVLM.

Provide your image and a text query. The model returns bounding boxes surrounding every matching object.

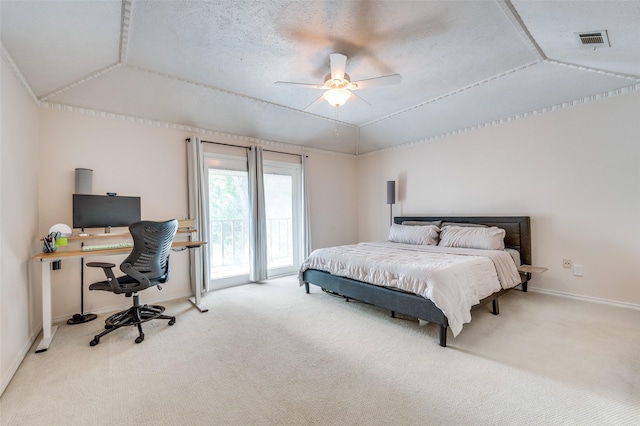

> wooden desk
[32,240,204,260]
[32,240,206,353]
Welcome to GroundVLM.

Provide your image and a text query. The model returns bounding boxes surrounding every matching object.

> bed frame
[302,216,531,347]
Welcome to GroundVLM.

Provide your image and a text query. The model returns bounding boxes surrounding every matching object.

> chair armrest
[86,262,122,293]
[86,262,116,268]
[162,254,171,283]
[120,262,152,290]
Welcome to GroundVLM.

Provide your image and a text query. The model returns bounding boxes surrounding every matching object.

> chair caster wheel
[168,317,176,326]
[90,338,99,346]
[135,335,144,344]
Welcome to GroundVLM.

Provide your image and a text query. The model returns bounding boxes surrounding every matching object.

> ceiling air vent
[576,30,610,48]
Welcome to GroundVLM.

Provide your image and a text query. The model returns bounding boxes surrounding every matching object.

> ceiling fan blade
[329,53,347,81]
[350,74,402,90]
[275,81,325,89]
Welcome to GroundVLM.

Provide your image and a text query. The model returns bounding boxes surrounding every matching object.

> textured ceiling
[1,0,639,154]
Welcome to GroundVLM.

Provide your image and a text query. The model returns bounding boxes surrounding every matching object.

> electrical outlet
[563,258,572,268]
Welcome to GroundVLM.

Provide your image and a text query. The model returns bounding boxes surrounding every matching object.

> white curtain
[248,146,268,282]
[187,137,211,305]
[301,154,312,259]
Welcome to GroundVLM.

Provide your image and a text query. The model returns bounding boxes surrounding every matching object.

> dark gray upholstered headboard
[394,216,531,266]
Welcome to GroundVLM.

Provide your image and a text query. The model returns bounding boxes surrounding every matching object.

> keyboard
[81,242,134,252]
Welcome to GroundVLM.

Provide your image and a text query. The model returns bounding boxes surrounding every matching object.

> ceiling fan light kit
[323,88,352,108]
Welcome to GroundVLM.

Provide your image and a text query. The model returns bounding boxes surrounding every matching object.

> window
[264,160,301,277]
[205,153,302,289]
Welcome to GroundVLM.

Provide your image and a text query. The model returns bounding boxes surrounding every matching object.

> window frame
[203,152,303,289]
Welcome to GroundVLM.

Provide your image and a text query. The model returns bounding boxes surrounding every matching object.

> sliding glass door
[205,154,302,289]
[206,156,250,288]
[263,160,301,277]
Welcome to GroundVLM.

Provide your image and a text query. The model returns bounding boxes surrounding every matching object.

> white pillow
[389,224,439,246]
[438,225,505,250]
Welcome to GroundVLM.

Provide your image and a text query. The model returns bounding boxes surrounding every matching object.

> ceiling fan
[275,53,402,108]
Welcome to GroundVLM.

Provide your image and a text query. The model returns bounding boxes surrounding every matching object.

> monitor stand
[67,264,97,323]
[67,312,97,324]
[68,233,97,325]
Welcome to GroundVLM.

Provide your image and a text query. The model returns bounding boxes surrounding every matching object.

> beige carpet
[1,275,639,425]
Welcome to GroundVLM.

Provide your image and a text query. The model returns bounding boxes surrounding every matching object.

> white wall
[38,109,194,318]
[37,109,359,319]
[1,56,41,394]
[357,90,640,306]
[305,151,359,250]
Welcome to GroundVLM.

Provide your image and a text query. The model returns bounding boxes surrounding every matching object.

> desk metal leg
[189,297,209,313]
[35,261,58,353]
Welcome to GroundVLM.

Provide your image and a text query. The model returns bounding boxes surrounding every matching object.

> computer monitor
[72,194,141,230]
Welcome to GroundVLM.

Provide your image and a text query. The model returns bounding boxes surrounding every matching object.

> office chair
[86,219,178,346]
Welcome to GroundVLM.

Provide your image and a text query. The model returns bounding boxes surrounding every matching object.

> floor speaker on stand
[69,168,97,325]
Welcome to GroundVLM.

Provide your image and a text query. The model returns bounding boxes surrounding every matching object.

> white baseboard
[528,286,640,311]
[1,329,39,397]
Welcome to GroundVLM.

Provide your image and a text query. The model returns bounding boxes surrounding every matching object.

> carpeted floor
[1,275,639,425]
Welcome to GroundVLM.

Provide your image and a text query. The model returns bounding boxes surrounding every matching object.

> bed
[299,216,532,347]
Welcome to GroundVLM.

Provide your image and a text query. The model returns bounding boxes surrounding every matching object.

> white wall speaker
[75,168,93,194]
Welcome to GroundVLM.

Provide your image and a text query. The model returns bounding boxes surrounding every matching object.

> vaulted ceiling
[2,1,639,154]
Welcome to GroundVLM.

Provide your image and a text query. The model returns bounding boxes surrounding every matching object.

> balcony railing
[209,218,292,277]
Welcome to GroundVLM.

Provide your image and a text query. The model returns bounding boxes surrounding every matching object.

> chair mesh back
[121,220,178,280]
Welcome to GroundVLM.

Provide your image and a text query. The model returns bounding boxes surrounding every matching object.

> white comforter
[298,241,521,336]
